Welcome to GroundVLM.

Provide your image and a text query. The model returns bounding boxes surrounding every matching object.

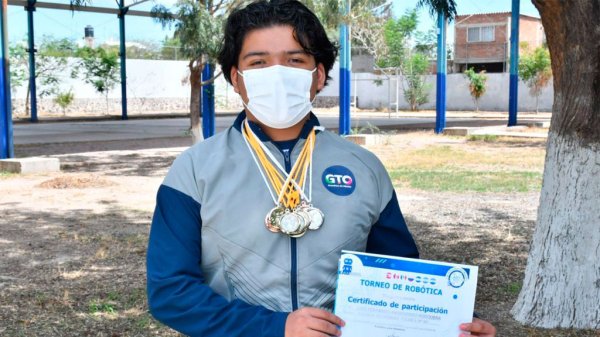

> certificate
[334,251,478,337]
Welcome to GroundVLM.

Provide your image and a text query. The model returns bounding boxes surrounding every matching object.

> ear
[316,63,326,91]
[231,66,240,93]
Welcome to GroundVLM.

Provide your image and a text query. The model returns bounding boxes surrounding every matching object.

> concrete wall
[353,72,553,112]
[10,58,553,114]
[11,58,249,115]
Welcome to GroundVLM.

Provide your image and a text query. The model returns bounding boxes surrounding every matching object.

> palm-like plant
[415,0,457,19]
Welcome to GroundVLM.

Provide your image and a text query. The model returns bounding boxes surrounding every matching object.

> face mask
[238,65,316,129]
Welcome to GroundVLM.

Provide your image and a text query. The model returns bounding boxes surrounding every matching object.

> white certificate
[334,251,478,337]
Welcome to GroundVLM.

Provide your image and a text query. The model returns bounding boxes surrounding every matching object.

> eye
[249,60,265,66]
[290,58,305,64]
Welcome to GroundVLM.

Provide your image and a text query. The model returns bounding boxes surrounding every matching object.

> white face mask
[238,65,316,129]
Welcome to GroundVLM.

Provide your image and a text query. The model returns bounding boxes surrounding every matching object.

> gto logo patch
[322,165,356,196]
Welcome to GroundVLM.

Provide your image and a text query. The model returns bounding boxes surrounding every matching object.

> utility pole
[1,0,14,158]
[508,0,520,126]
[338,0,351,135]
[435,10,447,134]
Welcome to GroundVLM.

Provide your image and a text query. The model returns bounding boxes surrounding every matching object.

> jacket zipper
[281,147,299,311]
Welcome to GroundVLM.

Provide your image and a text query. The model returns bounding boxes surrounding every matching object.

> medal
[265,206,285,233]
[242,120,325,237]
[306,207,324,230]
[295,206,312,229]
[279,212,303,234]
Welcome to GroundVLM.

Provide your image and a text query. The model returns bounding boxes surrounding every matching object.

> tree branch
[200,70,223,86]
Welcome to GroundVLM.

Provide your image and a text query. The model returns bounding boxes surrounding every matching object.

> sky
[5,0,541,47]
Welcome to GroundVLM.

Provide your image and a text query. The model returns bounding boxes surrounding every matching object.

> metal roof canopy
[1,0,223,159]
[7,0,153,125]
[8,0,154,17]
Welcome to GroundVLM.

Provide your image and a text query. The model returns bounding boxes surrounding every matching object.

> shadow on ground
[15,137,191,157]
[405,204,599,337]
[59,152,178,177]
[0,205,177,337]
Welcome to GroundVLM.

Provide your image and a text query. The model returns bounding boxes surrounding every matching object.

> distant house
[453,12,545,73]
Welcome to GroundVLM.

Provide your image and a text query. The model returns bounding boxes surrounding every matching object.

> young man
[146,1,496,336]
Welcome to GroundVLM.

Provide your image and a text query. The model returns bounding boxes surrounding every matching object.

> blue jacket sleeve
[366,191,419,258]
[146,184,289,337]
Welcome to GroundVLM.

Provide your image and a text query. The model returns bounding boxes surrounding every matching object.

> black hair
[218,0,338,86]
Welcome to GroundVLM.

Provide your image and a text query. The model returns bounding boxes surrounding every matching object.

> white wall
[351,72,554,112]
[11,58,554,112]
[12,58,192,99]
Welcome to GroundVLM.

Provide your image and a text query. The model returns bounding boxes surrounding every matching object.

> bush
[54,90,75,116]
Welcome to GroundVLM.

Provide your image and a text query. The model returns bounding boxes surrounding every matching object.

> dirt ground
[1,131,599,337]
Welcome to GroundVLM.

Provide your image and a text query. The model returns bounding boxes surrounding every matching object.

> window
[481,26,494,41]
[467,26,495,42]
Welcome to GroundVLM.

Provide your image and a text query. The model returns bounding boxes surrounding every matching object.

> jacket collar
[232,110,321,142]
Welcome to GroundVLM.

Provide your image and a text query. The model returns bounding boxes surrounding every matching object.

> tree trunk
[511,0,600,329]
[189,62,203,144]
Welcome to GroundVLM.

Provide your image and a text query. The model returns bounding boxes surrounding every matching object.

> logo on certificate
[446,267,468,288]
[342,258,353,274]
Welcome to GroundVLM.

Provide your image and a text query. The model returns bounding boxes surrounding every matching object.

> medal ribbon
[242,120,315,209]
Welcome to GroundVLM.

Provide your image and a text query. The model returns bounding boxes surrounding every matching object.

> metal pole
[387,74,391,118]
[118,1,128,120]
[201,0,215,139]
[395,68,399,114]
[338,0,351,135]
[435,11,447,134]
[202,62,215,138]
[1,0,14,158]
[508,0,520,126]
[26,0,37,122]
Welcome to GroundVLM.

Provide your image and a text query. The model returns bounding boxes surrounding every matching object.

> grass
[388,145,544,171]
[0,171,16,178]
[88,299,117,314]
[390,168,542,192]
[135,315,151,329]
[501,281,523,295]
[387,145,544,193]
[468,134,499,142]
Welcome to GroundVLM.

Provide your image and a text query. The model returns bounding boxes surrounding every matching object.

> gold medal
[289,210,309,238]
[295,206,312,229]
[290,227,308,238]
[242,120,323,237]
[279,212,303,235]
[265,206,285,233]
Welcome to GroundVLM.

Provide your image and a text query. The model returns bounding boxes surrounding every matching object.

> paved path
[12,113,549,146]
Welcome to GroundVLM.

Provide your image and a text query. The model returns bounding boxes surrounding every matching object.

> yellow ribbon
[243,122,315,209]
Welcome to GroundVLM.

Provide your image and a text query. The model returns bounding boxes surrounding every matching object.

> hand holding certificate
[334,251,479,337]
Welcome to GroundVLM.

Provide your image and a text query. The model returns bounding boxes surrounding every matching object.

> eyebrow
[242,49,308,60]
[242,51,268,60]
[286,49,309,55]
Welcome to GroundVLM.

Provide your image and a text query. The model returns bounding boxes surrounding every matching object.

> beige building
[453,12,544,73]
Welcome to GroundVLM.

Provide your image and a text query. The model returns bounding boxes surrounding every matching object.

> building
[453,12,544,73]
